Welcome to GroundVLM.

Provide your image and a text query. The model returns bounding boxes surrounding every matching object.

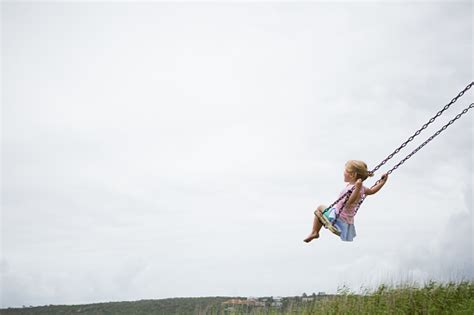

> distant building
[222,299,247,305]
[222,298,264,307]
[247,297,265,307]
[271,297,283,308]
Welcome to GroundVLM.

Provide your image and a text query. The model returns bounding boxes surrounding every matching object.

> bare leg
[304,205,325,243]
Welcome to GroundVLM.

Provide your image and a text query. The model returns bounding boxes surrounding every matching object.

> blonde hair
[345,160,374,181]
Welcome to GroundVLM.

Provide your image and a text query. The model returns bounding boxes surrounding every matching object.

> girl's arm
[365,173,388,196]
[346,179,363,207]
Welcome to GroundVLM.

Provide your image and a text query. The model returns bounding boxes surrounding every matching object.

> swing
[318,81,474,236]
[316,207,340,236]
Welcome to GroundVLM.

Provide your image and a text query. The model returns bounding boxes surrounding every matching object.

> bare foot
[304,233,319,243]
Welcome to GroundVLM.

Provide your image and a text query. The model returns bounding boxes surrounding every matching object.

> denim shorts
[334,219,357,242]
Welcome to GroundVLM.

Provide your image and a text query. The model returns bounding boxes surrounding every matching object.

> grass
[2,281,473,314]
[298,281,474,314]
[226,281,474,315]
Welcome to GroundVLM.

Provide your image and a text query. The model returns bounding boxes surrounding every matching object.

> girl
[304,160,388,242]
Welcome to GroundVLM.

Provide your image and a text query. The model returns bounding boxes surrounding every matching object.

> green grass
[225,281,474,315]
[2,281,473,314]
[296,281,474,315]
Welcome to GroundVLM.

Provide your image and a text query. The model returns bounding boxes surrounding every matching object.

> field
[2,281,473,314]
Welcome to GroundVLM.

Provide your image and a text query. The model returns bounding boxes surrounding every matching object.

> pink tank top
[335,184,366,224]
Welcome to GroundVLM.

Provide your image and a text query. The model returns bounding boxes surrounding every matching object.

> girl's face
[344,167,356,183]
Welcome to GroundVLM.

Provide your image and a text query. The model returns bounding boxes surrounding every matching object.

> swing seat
[315,209,341,236]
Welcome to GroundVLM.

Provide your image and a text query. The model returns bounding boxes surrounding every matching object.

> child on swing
[304,160,388,242]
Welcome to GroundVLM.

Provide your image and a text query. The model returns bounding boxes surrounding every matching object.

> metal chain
[352,102,474,214]
[370,81,473,175]
[385,103,474,176]
[321,82,473,218]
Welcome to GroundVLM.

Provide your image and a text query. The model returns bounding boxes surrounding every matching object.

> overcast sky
[1,1,473,308]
